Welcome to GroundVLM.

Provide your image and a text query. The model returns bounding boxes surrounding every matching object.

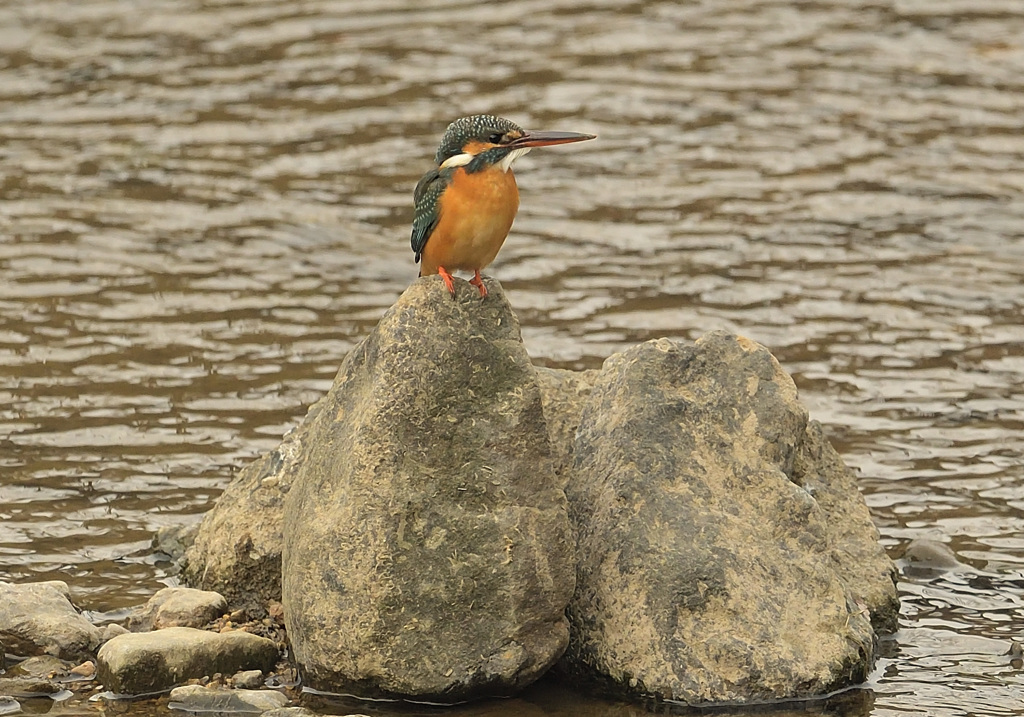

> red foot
[438,266,456,296]
[469,270,488,298]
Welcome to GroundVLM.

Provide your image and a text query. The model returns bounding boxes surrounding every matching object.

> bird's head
[434,114,595,174]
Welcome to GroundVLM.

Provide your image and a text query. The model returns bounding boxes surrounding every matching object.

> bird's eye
[487,132,504,144]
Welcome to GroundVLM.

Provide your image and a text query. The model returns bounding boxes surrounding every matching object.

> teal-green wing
[411,167,451,262]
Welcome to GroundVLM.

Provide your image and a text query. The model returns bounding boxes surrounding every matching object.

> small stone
[0,696,20,716]
[99,624,129,643]
[128,587,227,632]
[901,538,965,575]
[231,670,264,689]
[0,582,101,661]
[168,685,287,713]
[69,659,96,676]
[267,602,284,622]
[264,668,299,689]
[97,626,278,695]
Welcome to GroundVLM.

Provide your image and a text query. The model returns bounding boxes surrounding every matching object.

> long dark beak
[510,130,597,148]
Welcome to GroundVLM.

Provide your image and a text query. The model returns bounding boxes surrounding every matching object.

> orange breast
[420,166,520,276]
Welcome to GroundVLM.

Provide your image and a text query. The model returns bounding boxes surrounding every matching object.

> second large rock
[560,333,881,704]
[281,277,574,701]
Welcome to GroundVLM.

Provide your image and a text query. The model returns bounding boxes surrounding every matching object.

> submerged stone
[168,685,287,713]
[260,708,319,717]
[5,655,68,680]
[0,677,62,698]
[900,537,965,572]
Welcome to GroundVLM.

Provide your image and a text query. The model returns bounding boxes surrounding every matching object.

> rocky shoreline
[2,276,900,713]
[0,581,309,715]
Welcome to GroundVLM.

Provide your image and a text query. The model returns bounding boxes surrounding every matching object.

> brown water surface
[2,1,1023,715]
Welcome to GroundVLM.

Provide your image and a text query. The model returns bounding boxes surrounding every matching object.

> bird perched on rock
[411,115,595,297]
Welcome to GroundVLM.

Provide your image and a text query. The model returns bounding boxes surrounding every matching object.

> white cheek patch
[440,152,474,169]
[497,147,531,172]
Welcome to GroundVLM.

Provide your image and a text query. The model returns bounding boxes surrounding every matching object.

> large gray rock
[96,627,279,695]
[175,282,895,707]
[560,333,886,705]
[128,587,227,631]
[181,426,306,612]
[0,582,101,661]
[282,276,574,702]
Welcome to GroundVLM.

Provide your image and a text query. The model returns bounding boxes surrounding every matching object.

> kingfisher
[411,115,595,297]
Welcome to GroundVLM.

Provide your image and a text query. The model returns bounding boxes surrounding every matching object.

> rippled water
[2,0,1023,715]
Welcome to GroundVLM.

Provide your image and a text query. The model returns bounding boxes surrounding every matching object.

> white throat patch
[497,147,531,172]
